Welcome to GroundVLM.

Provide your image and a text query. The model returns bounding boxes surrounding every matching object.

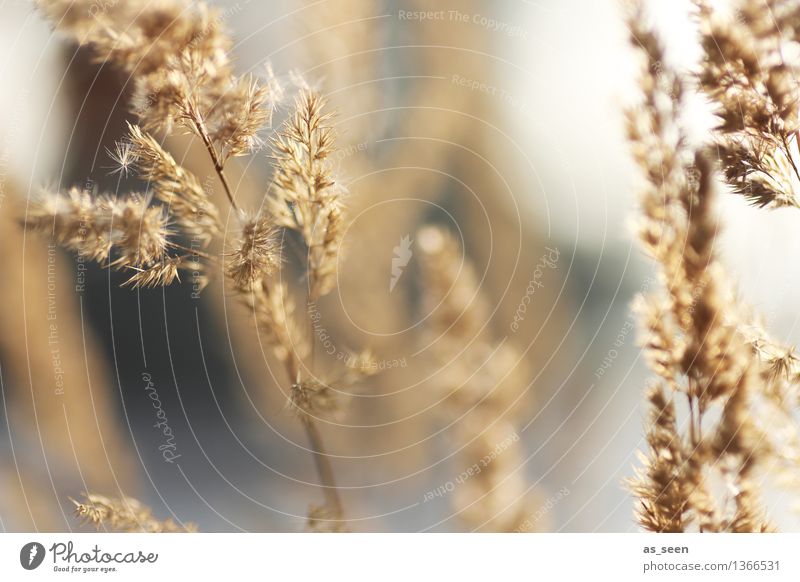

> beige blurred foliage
[0,190,137,530]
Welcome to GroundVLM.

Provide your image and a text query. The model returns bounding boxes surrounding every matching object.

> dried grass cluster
[627,0,800,532]
[19,0,593,535]
[30,0,366,533]
[697,0,800,208]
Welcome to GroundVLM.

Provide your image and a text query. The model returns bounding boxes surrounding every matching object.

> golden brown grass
[626,0,800,532]
[29,0,370,533]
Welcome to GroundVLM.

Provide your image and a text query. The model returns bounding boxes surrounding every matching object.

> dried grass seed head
[226,214,281,291]
[268,89,344,300]
[126,123,222,245]
[72,492,195,533]
[697,0,800,209]
[27,188,170,270]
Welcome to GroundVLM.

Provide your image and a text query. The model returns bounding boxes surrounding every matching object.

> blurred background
[1,0,799,533]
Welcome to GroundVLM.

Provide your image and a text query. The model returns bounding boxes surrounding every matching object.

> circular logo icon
[20,542,45,570]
